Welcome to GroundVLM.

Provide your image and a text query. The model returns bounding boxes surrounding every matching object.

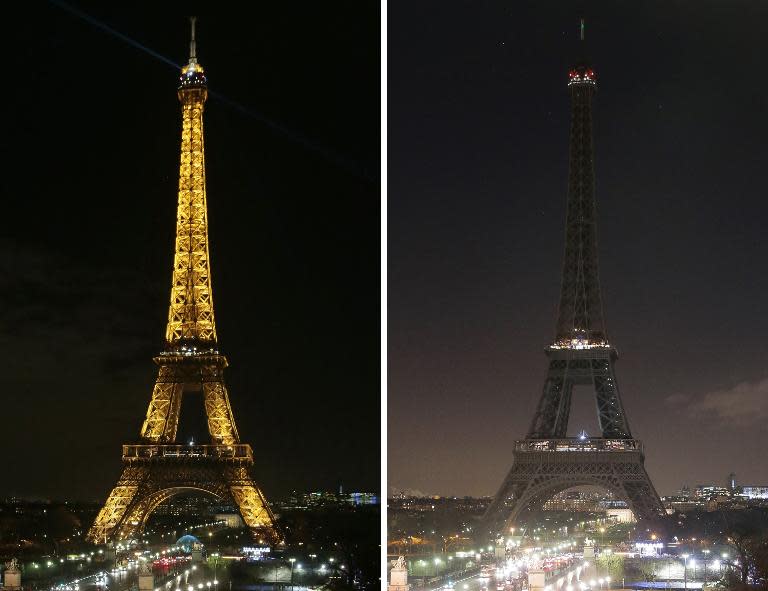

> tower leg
[592,358,631,438]
[114,486,184,541]
[86,466,149,543]
[140,366,183,442]
[528,359,567,438]
[226,466,280,543]
[203,381,239,445]
[483,476,529,538]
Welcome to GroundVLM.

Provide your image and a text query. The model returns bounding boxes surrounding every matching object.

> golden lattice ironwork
[166,67,216,346]
[88,449,279,545]
[88,20,280,545]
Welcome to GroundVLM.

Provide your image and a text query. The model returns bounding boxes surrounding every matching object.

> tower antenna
[580,17,585,42]
[189,16,197,64]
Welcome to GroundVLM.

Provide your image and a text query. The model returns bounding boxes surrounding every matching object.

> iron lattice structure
[483,36,666,538]
[88,23,279,545]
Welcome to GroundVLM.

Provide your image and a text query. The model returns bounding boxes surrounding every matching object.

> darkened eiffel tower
[482,21,666,537]
[87,19,280,545]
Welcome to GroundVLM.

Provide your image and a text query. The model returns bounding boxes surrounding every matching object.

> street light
[681,554,689,591]
[288,558,296,590]
[703,550,710,584]
[209,552,221,574]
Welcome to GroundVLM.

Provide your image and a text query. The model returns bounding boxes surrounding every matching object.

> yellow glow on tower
[87,19,280,545]
[166,58,216,347]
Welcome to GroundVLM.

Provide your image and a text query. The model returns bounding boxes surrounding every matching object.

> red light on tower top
[568,18,596,87]
[568,66,596,86]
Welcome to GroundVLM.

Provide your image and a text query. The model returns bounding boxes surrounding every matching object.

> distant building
[281,490,379,509]
[694,485,731,499]
[662,497,703,512]
[214,513,243,527]
[606,508,635,523]
[663,477,768,511]
[542,489,616,512]
[349,492,379,505]
[740,486,768,499]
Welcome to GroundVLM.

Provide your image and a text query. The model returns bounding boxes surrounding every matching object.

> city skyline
[390,1,768,498]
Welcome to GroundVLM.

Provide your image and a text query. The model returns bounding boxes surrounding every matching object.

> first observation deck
[123,444,253,463]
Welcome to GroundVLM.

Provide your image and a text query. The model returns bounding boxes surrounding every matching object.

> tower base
[483,438,666,539]
[87,444,279,544]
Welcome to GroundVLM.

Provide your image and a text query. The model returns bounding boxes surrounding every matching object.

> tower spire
[555,23,602,349]
[168,18,214,349]
[189,16,197,64]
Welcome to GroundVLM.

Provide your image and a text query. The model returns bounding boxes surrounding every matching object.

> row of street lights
[286,556,345,588]
[680,551,733,589]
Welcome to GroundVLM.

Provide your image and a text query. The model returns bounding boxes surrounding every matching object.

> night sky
[389,1,768,497]
[1,3,379,500]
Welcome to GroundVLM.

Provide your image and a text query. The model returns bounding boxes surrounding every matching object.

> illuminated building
[87,19,279,544]
[741,486,768,499]
[661,476,768,510]
[694,485,731,499]
[281,490,379,508]
[349,491,379,505]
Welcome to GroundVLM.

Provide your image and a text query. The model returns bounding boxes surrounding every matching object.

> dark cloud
[685,379,768,426]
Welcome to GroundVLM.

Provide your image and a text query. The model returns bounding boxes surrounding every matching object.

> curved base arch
[482,445,667,541]
[119,484,228,536]
[88,462,280,545]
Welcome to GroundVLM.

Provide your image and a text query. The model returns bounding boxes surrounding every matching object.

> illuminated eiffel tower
[482,21,666,538]
[88,19,279,545]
